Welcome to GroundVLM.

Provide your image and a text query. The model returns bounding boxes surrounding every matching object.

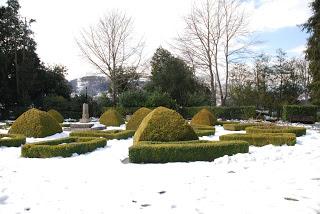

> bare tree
[76,10,144,104]
[176,0,254,106]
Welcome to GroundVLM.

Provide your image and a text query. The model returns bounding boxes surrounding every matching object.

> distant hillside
[70,76,108,97]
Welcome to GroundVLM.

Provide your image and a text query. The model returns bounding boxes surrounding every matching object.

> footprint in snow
[0,195,9,204]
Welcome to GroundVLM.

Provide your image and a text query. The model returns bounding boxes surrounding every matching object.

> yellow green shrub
[9,108,62,138]
[245,125,306,137]
[191,124,215,137]
[99,109,125,126]
[70,130,135,140]
[134,107,198,144]
[126,107,152,130]
[129,140,249,163]
[0,134,26,147]
[223,123,266,131]
[219,133,296,146]
[47,109,64,123]
[191,108,216,126]
[21,137,107,158]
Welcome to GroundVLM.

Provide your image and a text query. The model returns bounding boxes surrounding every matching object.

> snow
[0,125,320,213]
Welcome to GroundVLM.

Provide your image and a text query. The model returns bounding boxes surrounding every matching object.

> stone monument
[79,103,90,123]
[79,87,90,123]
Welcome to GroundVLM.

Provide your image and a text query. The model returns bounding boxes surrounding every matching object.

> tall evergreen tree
[303,0,320,105]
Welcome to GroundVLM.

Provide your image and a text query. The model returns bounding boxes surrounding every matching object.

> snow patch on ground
[0,125,320,213]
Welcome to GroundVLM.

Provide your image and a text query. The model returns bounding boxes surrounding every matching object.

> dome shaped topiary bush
[126,107,152,131]
[47,109,64,123]
[134,106,198,144]
[190,108,216,126]
[9,108,62,138]
[99,109,125,126]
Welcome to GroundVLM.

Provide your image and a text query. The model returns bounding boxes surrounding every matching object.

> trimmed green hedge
[246,126,306,137]
[70,130,135,140]
[0,134,26,147]
[191,108,216,126]
[99,109,125,126]
[215,106,256,120]
[9,108,62,138]
[182,106,255,120]
[21,137,107,158]
[215,121,239,126]
[129,140,249,163]
[191,124,215,137]
[219,133,296,147]
[223,123,265,131]
[282,105,317,124]
[47,109,64,123]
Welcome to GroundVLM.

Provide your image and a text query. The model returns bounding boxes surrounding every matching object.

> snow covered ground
[0,125,320,214]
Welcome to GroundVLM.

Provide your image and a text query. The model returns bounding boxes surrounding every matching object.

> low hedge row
[219,133,296,147]
[21,137,107,158]
[70,130,135,140]
[191,124,215,137]
[282,105,317,124]
[0,134,26,147]
[129,140,249,163]
[245,126,306,137]
[215,121,239,126]
[182,106,256,120]
[223,123,264,131]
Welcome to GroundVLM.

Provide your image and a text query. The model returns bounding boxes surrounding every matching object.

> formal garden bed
[21,137,107,158]
[0,134,26,147]
[219,133,296,147]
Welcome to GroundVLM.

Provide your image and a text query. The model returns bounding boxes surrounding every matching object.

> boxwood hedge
[282,105,317,124]
[215,121,239,126]
[219,133,296,147]
[191,124,215,137]
[245,126,306,137]
[129,140,249,163]
[223,123,265,131]
[70,130,135,140]
[0,134,26,147]
[21,137,107,158]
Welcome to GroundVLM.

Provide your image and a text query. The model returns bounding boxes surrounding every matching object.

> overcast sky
[1,0,312,80]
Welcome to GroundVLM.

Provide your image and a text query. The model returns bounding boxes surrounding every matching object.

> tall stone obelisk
[79,87,90,123]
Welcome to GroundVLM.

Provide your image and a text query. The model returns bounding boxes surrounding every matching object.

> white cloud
[16,0,312,80]
[288,44,306,56]
[245,0,312,32]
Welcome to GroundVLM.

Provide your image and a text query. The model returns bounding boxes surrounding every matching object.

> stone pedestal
[79,103,90,123]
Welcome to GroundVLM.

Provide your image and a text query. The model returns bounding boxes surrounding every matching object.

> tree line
[1,0,319,119]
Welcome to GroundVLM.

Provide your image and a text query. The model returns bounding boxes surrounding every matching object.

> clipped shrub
[282,105,317,124]
[191,124,215,137]
[9,108,62,138]
[246,125,306,137]
[21,137,107,158]
[219,133,296,147]
[70,130,135,140]
[191,108,216,126]
[215,121,239,126]
[134,107,198,143]
[223,123,266,131]
[215,106,256,120]
[47,109,64,123]
[181,106,255,120]
[126,107,152,131]
[0,134,26,147]
[181,106,212,119]
[99,109,125,126]
[129,140,249,163]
